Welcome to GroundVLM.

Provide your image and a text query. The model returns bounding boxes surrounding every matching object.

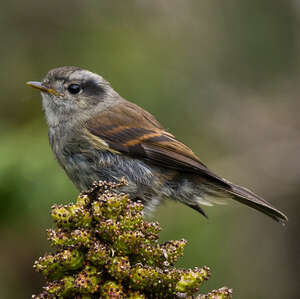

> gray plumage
[27,66,288,224]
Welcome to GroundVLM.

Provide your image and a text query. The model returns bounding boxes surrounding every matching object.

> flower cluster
[32,180,232,298]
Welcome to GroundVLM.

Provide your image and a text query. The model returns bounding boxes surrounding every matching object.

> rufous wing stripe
[124,132,163,146]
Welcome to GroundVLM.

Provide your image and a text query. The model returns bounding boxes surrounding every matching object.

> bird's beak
[26,81,62,96]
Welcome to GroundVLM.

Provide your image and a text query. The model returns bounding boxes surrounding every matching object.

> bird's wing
[85,100,230,188]
[85,100,288,224]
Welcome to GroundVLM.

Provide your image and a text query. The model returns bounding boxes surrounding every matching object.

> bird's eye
[67,84,81,94]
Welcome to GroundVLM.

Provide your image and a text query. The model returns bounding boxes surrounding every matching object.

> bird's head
[27,66,118,127]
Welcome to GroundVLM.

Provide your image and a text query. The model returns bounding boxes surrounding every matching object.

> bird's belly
[61,149,159,196]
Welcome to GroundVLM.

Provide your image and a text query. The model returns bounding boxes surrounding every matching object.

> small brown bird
[27,66,287,224]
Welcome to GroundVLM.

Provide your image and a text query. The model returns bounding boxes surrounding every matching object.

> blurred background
[0,1,299,298]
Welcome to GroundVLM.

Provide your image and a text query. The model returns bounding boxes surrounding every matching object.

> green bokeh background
[0,1,299,298]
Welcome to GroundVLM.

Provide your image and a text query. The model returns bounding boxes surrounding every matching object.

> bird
[27,66,288,225]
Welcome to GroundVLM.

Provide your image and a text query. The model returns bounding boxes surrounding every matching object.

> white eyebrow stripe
[69,70,104,85]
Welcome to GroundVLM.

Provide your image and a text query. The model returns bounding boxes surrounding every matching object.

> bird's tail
[174,174,287,225]
[224,181,288,225]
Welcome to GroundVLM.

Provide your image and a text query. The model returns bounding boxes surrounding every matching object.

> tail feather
[226,182,288,225]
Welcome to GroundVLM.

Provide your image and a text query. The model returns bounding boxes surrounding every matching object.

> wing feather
[85,99,287,224]
[85,100,230,188]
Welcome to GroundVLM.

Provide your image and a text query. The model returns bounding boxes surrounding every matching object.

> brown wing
[85,100,288,224]
[85,100,230,188]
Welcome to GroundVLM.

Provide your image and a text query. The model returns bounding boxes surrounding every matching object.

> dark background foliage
[0,1,299,298]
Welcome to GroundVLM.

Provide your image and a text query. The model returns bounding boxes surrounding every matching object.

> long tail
[225,181,288,225]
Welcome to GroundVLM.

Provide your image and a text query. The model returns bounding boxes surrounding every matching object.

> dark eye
[67,84,81,94]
